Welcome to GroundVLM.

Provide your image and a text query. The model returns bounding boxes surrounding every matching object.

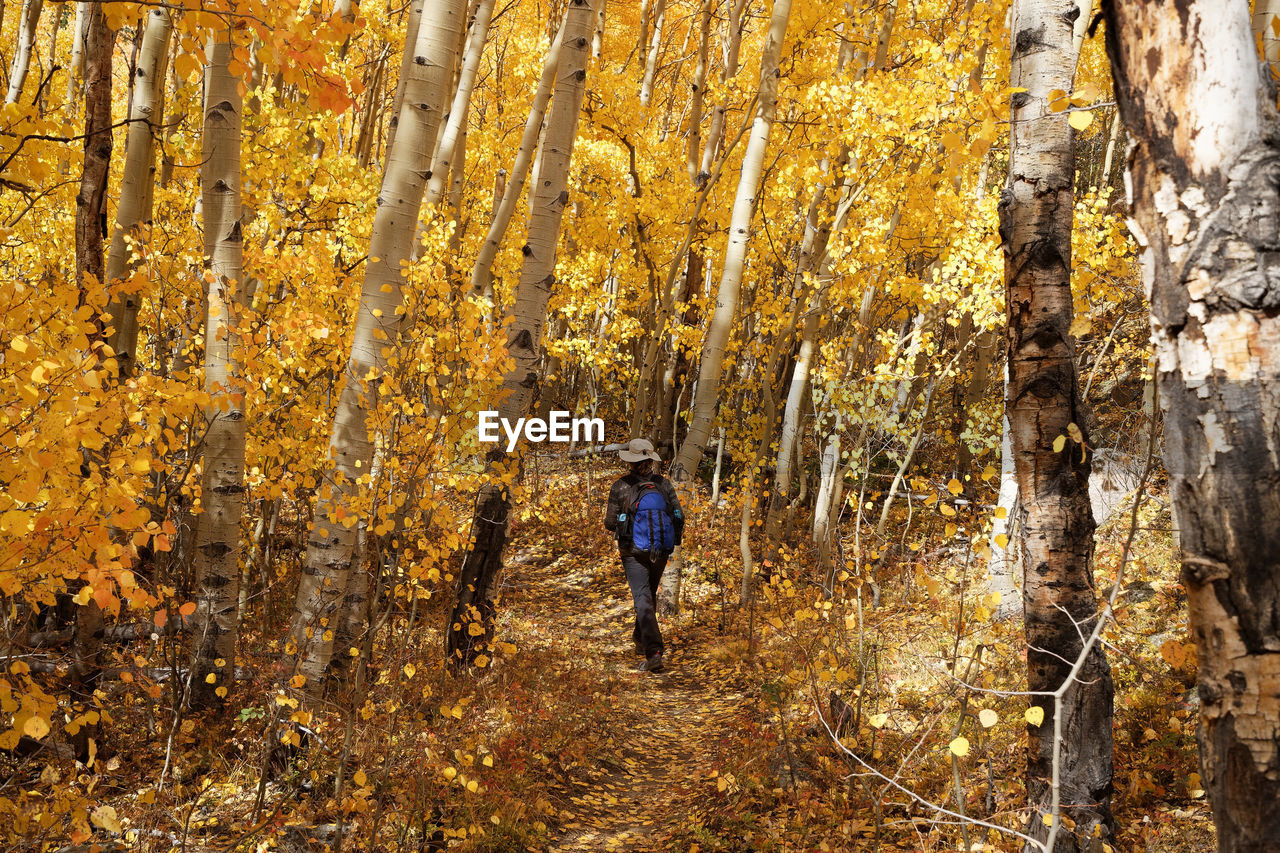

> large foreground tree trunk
[188,26,246,710]
[1103,1,1280,847]
[446,0,595,666]
[287,0,463,694]
[1001,0,1113,847]
[661,0,794,613]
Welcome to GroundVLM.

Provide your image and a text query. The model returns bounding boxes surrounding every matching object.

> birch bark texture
[447,0,595,665]
[1000,0,1113,846]
[470,15,569,302]
[663,0,794,612]
[5,0,43,105]
[287,0,463,693]
[106,8,173,378]
[188,28,246,709]
[1103,1,1280,846]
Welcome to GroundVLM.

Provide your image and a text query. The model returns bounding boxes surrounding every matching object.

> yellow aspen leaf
[354,770,368,786]
[442,767,457,780]
[90,805,121,833]
[949,736,970,757]
[1052,435,1067,453]
[72,587,92,606]
[1068,110,1094,131]
[215,686,227,698]
[1042,813,1056,827]
[204,673,216,684]
[482,754,493,767]
[978,709,998,728]
[467,779,478,792]
[290,674,307,688]
[994,533,1009,549]
[939,504,956,517]
[474,654,490,667]
[403,663,416,679]
[946,478,963,495]
[981,465,997,481]
[994,506,1008,519]
[869,713,889,728]
[23,714,50,739]
[1025,706,1045,727]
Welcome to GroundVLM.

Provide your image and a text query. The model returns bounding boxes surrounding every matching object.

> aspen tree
[638,0,665,106]
[287,0,463,694]
[1002,0,1112,845]
[74,1,114,312]
[105,8,173,379]
[663,0,793,613]
[698,0,748,177]
[421,0,494,206]
[66,3,88,119]
[447,0,595,665]
[188,25,246,709]
[685,0,712,180]
[470,15,569,302]
[1103,1,1280,846]
[5,0,43,106]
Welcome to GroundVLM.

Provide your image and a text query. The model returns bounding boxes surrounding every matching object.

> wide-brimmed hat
[619,437,662,463]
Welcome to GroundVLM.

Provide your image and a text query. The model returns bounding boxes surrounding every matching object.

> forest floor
[500,545,748,852]
[0,459,1222,852]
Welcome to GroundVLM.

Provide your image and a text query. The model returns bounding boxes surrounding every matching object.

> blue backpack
[623,482,676,555]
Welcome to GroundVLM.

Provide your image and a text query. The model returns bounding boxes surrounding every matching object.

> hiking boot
[641,653,665,673]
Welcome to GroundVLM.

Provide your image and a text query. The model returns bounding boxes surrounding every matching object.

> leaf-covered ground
[1,459,1220,851]
[502,546,749,851]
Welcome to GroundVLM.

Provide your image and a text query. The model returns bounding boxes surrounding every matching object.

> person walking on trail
[604,438,684,674]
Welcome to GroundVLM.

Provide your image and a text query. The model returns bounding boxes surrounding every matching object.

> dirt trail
[502,547,749,852]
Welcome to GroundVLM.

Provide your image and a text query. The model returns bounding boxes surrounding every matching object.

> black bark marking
[1014,25,1045,57]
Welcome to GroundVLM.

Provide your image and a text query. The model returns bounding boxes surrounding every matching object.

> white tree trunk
[188,26,245,709]
[470,15,568,301]
[5,0,43,105]
[421,0,495,207]
[638,0,666,106]
[287,0,463,693]
[105,7,173,378]
[447,0,596,664]
[662,0,794,612]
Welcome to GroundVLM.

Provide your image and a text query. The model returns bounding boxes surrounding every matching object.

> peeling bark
[1002,0,1113,846]
[1103,0,1280,846]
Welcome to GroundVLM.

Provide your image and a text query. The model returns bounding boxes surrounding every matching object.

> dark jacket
[605,472,684,553]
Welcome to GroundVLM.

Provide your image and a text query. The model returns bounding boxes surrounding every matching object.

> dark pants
[622,551,668,657]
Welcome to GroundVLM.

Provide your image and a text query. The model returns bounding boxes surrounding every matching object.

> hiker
[604,438,684,673]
